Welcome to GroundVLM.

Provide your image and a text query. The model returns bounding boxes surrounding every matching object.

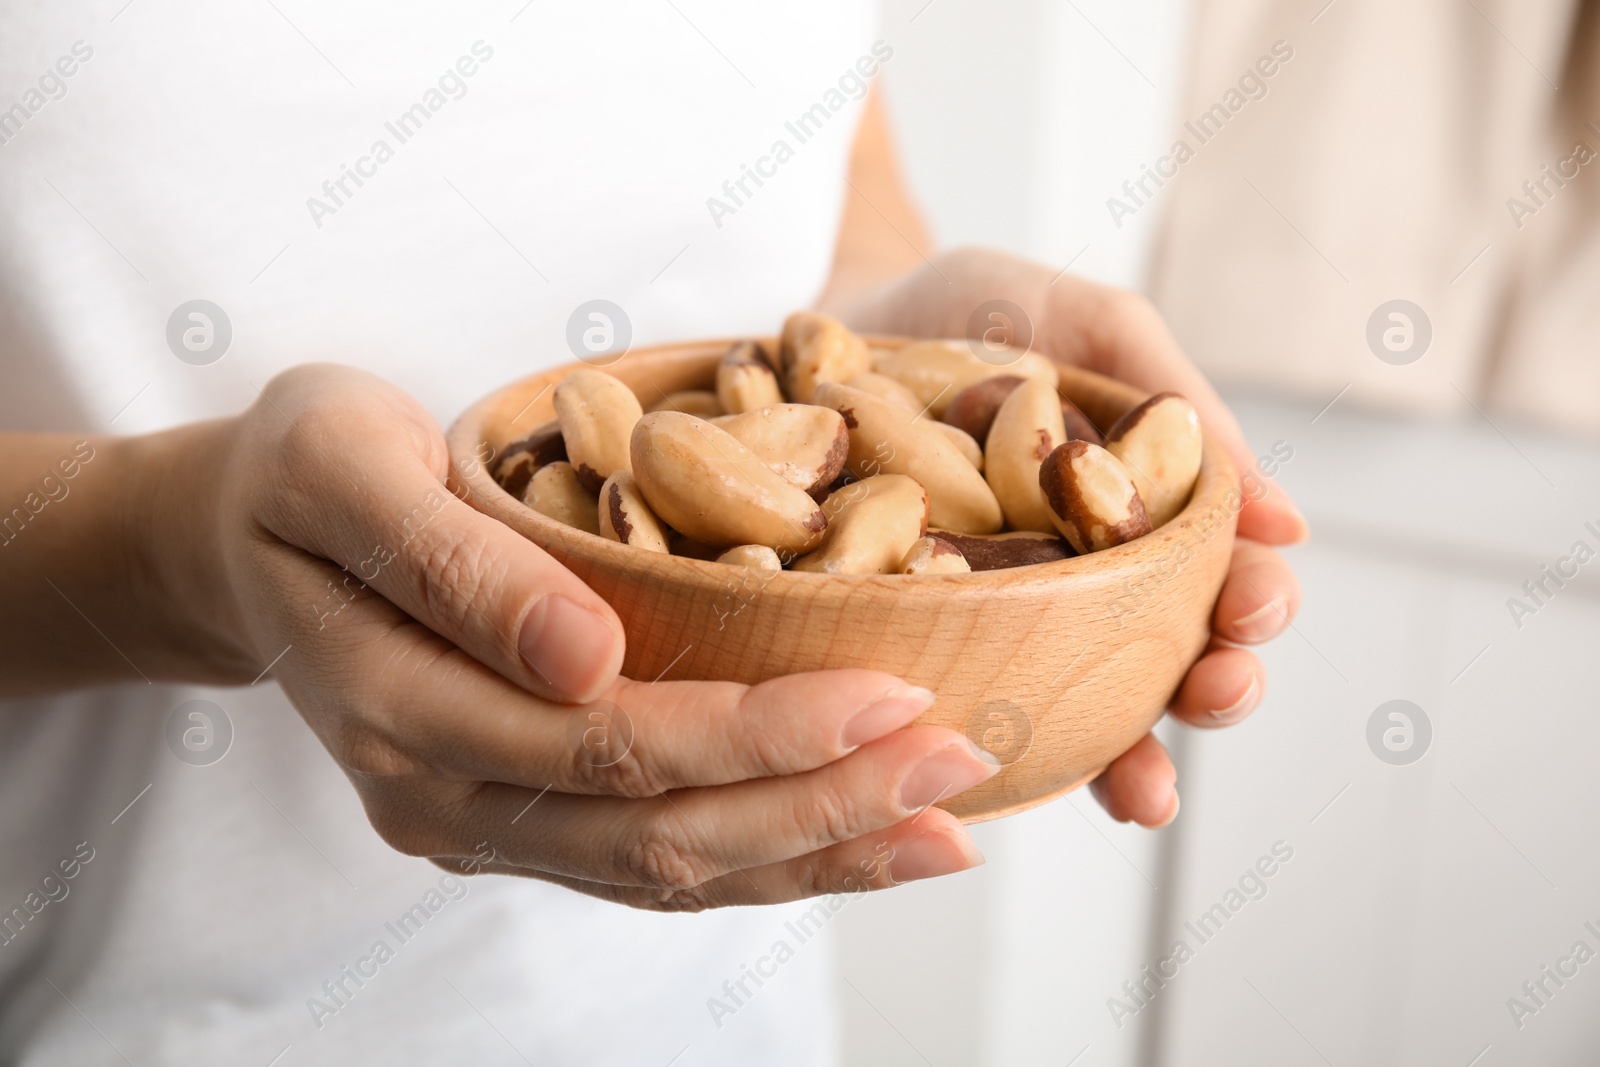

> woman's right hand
[181,363,994,909]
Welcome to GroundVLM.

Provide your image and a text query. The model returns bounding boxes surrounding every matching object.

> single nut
[555,369,644,493]
[1104,392,1202,528]
[715,404,849,499]
[943,376,1024,443]
[927,530,1073,570]
[779,311,872,403]
[985,379,1068,533]
[630,411,827,554]
[1039,440,1151,553]
[844,371,921,412]
[715,341,784,414]
[793,475,929,575]
[598,470,670,553]
[522,461,600,535]
[493,419,567,499]
[645,389,724,418]
[1062,399,1104,445]
[870,340,1058,418]
[900,536,972,575]
[933,421,984,471]
[814,382,1003,534]
[716,544,783,571]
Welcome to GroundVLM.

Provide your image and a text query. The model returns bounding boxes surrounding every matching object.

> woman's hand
[842,247,1307,827]
[140,364,998,908]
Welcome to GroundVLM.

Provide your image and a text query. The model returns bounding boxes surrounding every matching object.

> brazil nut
[716,544,784,571]
[598,470,670,553]
[630,411,827,554]
[793,474,929,575]
[926,529,1073,570]
[871,340,1058,418]
[899,535,972,575]
[984,378,1067,533]
[714,403,849,499]
[715,341,784,414]
[1038,440,1152,553]
[780,311,873,403]
[555,369,644,492]
[1104,392,1202,528]
[522,461,601,535]
[814,381,1003,534]
[493,418,567,499]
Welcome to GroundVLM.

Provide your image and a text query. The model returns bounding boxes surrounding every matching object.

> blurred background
[839,1,1600,1064]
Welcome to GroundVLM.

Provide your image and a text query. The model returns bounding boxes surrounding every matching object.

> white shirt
[0,3,879,1062]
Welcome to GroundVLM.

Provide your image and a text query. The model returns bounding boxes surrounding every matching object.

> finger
[451,807,984,911]
[1089,733,1178,828]
[1214,538,1301,645]
[252,368,623,702]
[406,654,938,794]
[458,725,999,889]
[268,562,938,795]
[1168,644,1265,728]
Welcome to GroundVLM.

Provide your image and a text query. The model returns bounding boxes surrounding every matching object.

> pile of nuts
[492,311,1203,574]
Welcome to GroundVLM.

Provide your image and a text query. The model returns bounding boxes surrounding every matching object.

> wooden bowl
[446,338,1237,821]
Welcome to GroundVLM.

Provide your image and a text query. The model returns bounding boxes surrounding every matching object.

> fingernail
[899,741,1001,812]
[1153,792,1180,829]
[518,595,616,700]
[842,685,936,748]
[1207,677,1260,725]
[887,831,985,884]
[1231,598,1287,642]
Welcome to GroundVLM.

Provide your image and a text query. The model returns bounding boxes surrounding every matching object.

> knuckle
[298,692,427,779]
[619,816,715,891]
[350,772,471,863]
[799,782,871,847]
[413,529,492,630]
[728,700,807,778]
[269,402,346,480]
[797,841,900,899]
[629,886,716,914]
[366,806,440,859]
[573,751,666,799]
[330,726,424,778]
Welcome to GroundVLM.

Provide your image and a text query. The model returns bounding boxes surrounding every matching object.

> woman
[0,5,1301,1063]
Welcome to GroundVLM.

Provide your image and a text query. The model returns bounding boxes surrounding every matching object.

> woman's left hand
[842,247,1307,827]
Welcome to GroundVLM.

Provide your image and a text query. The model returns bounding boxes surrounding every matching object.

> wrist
[121,417,260,684]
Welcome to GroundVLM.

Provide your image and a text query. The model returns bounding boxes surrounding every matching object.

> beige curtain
[1150,0,1600,434]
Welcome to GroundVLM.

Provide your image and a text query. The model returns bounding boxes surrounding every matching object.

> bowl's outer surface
[446,338,1237,821]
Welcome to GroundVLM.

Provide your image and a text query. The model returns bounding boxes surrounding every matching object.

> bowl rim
[446,335,1240,597]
